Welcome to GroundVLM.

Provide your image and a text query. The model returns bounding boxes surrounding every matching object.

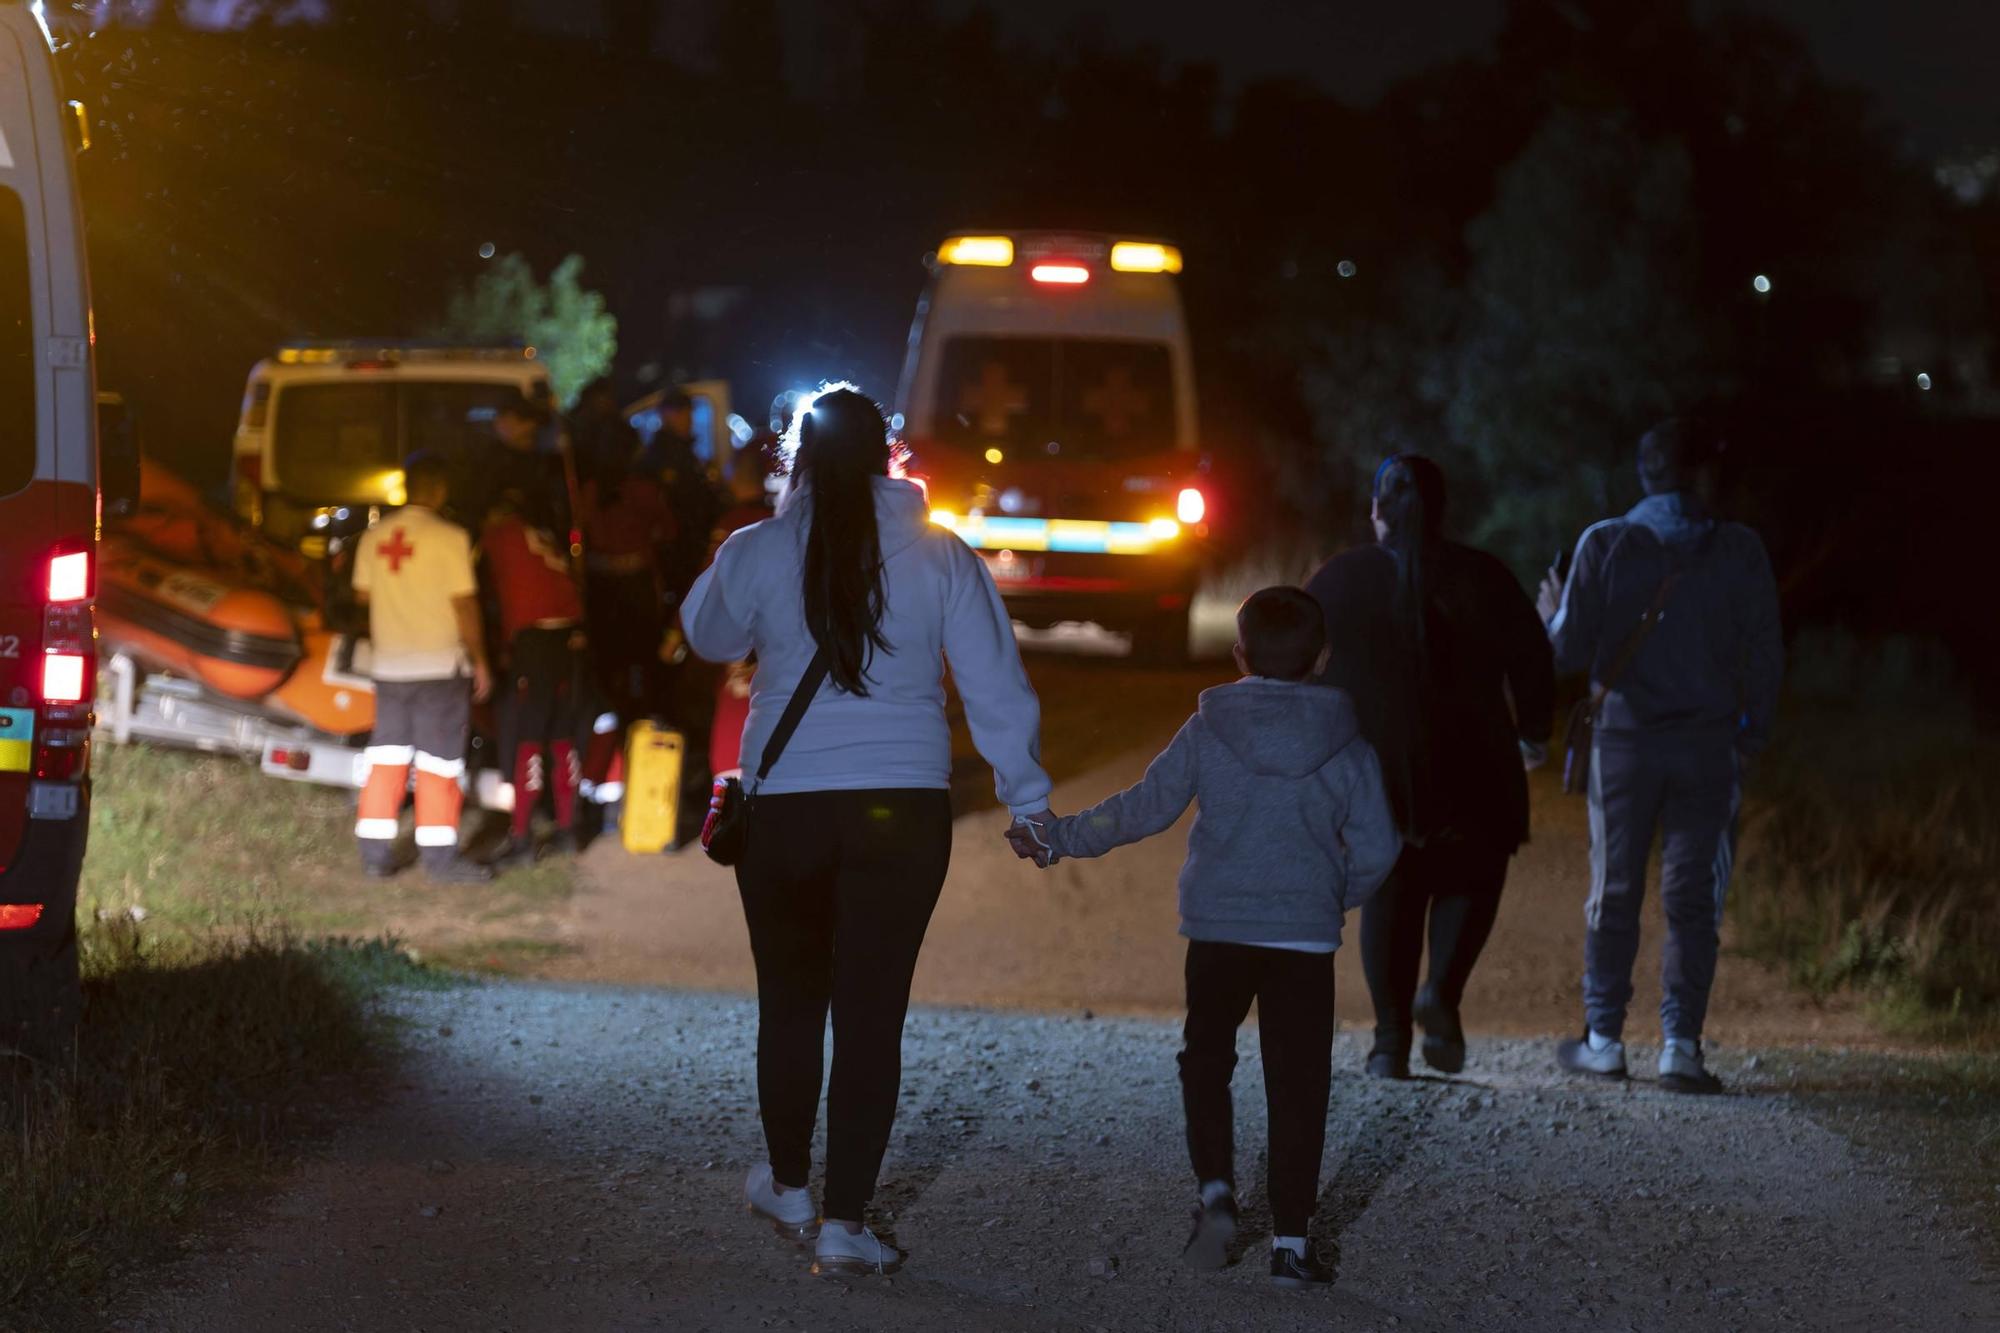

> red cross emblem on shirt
[380,528,416,573]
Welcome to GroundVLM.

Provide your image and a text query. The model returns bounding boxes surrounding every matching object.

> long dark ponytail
[1372,453,1448,669]
[790,388,893,695]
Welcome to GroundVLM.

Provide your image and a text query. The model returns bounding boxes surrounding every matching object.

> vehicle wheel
[1128,606,1192,668]
[0,915,81,1068]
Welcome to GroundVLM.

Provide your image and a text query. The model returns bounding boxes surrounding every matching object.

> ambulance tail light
[41,653,88,705]
[1030,264,1090,286]
[1176,487,1207,525]
[47,550,91,603]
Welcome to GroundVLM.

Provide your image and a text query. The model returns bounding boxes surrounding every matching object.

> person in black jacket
[1305,455,1554,1079]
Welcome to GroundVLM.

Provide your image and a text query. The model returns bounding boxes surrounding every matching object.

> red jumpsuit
[483,513,586,842]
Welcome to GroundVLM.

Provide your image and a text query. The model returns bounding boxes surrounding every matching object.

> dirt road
[102,644,1996,1330]
[540,649,1879,1049]
[111,985,1991,1332]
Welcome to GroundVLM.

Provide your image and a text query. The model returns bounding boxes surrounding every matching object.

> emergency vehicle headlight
[1177,487,1206,524]
[929,509,960,530]
[938,236,1014,267]
[1110,242,1184,274]
[381,470,408,507]
[1148,518,1181,541]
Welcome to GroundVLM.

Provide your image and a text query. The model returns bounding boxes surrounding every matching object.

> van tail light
[41,652,88,704]
[1176,487,1207,525]
[1030,263,1090,285]
[48,549,91,603]
[0,904,45,931]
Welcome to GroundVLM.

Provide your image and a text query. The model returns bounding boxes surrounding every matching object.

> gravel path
[111,983,1992,1332]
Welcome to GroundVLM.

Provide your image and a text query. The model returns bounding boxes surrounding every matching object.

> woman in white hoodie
[679,387,1052,1276]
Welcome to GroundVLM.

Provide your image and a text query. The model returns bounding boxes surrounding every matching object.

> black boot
[1414,986,1466,1074]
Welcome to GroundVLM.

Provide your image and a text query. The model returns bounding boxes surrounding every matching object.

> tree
[436,253,617,408]
[1440,111,1717,575]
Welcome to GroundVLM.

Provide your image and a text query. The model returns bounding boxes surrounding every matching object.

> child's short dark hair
[1237,586,1325,680]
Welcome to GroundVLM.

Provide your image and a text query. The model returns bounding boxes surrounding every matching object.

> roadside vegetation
[1731,631,1999,1040]
[1,931,437,1317]
[3,743,574,1321]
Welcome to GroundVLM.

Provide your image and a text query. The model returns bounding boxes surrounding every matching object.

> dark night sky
[957,0,2000,150]
[691,0,1995,153]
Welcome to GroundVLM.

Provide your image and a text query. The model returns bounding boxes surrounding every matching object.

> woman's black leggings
[735,788,953,1220]
[1360,838,1513,1057]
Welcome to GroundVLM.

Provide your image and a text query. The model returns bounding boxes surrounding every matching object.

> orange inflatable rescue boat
[96,462,375,735]
[97,536,302,700]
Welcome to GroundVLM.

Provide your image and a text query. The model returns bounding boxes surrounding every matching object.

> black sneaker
[1270,1245,1330,1290]
[1658,1041,1725,1095]
[1365,1049,1409,1080]
[1414,987,1466,1074]
[493,833,536,869]
[1179,1190,1238,1272]
[423,855,494,885]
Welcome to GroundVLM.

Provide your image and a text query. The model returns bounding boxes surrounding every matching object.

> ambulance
[894,231,1210,662]
[0,0,127,1054]
[230,341,552,557]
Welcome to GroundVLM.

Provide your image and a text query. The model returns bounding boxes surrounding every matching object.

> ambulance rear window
[0,188,32,498]
[271,380,523,499]
[933,337,1175,461]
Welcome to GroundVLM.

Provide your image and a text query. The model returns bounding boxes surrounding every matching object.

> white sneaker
[744,1163,819,1243]
[812,1223,905,1277]
[1658,1038,1724,1095]
[1556,1030,1627,1078]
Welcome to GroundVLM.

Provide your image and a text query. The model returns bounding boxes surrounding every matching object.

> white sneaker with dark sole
[1658,1041,1725,1095]
[1555,1031,1628,1079]
[1180,1192,1239,1272]
[812,1224,904,1276]
[744,1163,819,1243]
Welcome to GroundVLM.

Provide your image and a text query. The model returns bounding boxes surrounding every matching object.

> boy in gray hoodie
[1010,587,1399,1287]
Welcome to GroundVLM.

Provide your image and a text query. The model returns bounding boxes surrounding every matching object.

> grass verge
[1730,632,1998,1039]
[2,929,442,1321]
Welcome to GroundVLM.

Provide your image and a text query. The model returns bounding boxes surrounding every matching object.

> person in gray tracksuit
[1539,419,1783,1094]
[1010,587,1400,1288]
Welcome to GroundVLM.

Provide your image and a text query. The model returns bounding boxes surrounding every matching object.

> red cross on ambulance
[1082,367,1151,436]
[958,361,1028,437]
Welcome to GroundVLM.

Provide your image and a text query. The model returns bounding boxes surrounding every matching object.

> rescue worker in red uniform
[351,453,492,882]
[482,493,589,863]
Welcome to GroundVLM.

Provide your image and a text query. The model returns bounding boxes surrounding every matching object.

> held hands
[1006,810,1059,868]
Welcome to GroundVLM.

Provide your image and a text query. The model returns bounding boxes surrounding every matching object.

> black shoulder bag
[1561,573,1679,796]
[701,648,830,865]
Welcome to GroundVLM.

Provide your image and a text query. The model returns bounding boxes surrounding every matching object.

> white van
[894,231,1211,661]
[230,341,552,554]
[0,0,115,1054]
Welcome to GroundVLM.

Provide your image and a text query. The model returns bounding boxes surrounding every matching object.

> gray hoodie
[1548,492,1783,753]
[1046,678,1401,948]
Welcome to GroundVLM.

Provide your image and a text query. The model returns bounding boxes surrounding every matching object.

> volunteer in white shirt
[350,452,493,883]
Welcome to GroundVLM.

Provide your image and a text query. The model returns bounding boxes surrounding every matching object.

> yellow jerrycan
[621,721,685,854]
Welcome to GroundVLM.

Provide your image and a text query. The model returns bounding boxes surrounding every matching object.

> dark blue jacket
[1549,493,1783,753]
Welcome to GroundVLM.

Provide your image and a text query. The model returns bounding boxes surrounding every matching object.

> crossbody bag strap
[1588,571,1680,716]
[752,647,831,788]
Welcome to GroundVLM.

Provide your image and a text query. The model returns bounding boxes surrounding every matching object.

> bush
[0,931,433,1314]
[1731,631,1999,1035]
